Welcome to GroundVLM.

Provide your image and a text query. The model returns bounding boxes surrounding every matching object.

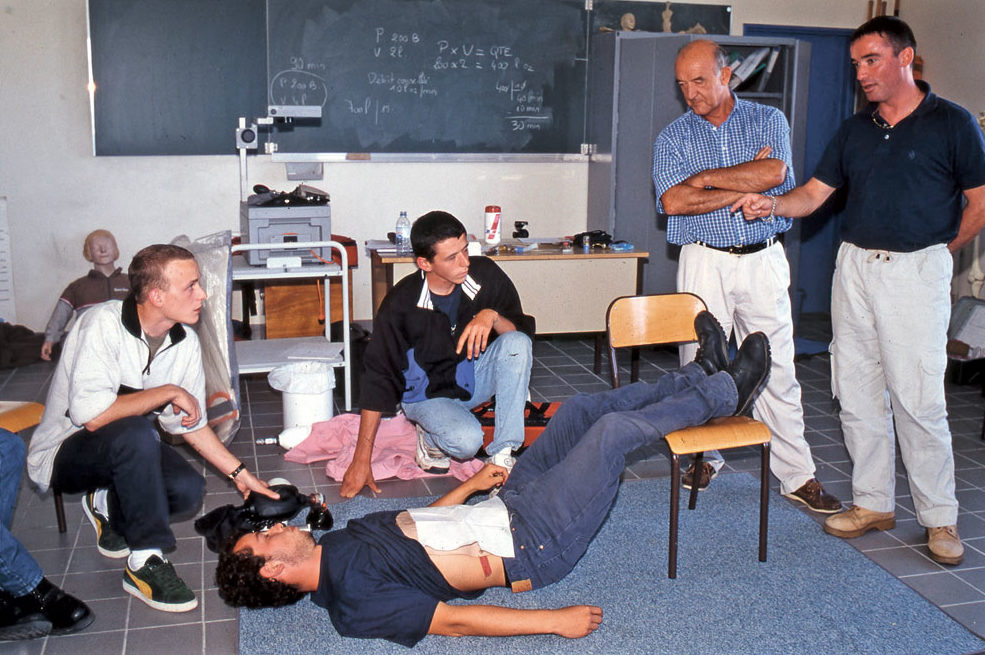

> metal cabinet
[231,241,352,411]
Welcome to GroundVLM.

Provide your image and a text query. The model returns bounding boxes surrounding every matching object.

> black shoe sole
[733,337,771,417]
[0,617,51,641]
[694,311,729,375]
[782,491,843,514]
[50,611,95,636]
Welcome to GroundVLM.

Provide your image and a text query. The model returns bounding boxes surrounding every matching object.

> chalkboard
[264,0,588,154]
[89,0,267,156]
[87,1,729,156]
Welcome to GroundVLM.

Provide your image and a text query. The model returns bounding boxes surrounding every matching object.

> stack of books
[728,47,781,92]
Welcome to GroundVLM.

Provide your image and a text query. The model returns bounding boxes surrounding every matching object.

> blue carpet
[239,474,985,654]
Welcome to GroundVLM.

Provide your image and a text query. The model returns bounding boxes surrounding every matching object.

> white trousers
[830,242,957,527]
[678,242,815,494]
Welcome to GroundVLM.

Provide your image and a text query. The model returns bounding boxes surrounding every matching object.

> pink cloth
[284,413,483,482]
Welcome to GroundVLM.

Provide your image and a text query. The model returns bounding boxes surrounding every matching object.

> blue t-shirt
[812,81,985,252]
[429,287,461,333]
[310,510,483,647]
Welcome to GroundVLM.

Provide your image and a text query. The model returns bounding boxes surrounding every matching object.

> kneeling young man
[217,315,770,646]
[28,244,276,613]
[341,211,535,498]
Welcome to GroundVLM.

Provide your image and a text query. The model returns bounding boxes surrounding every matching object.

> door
[744,25,855,328]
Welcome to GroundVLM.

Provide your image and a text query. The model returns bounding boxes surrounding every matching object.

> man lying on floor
[216,313,770,646]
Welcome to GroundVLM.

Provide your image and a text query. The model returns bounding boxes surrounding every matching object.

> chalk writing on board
[266,0,586,153]
[270,69,329,107]
[269,27,548,133]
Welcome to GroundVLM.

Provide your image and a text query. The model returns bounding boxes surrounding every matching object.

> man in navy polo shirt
[733,16,985,565]
[652,39,840,514]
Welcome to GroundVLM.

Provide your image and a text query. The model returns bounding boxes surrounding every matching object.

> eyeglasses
[871,111,894,130]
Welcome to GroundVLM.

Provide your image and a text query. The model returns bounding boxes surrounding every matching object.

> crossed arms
[659,146,787,216]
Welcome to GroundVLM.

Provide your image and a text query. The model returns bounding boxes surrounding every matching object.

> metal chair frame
[605,292,771,578]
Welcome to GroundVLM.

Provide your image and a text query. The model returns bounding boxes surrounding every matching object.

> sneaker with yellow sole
[123,555,198,612]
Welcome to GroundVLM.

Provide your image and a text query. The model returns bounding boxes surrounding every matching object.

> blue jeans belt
[693,236,776,255]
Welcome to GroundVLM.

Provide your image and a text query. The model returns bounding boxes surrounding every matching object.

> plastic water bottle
[395,211,411,255]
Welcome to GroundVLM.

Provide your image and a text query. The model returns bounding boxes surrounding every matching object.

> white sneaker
[414,424,450,473]
[488,448,516,473]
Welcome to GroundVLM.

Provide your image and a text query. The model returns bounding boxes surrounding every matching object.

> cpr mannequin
[40,230,131,360]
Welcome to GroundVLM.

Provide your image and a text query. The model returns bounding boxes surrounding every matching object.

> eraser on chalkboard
[346,153,371,160]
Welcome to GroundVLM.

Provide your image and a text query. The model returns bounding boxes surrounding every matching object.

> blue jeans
[402,331,532,458]
[50,417,206,551]
[500,364,737,590]
[0,429,43,596]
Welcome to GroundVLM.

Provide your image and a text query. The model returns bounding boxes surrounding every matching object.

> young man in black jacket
[341,211,534,498]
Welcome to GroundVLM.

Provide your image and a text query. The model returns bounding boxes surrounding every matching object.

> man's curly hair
[215,538,306,609]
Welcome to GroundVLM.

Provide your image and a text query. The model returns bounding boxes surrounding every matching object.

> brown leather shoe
[823,505,896,538]
[927,525,964,565]
[682,461,718,491]
[783,478,842,514]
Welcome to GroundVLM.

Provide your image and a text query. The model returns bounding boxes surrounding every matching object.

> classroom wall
[1,0,981,329]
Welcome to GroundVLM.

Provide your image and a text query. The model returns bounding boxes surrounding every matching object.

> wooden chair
[605,293,772,578]
[0,401,66,533]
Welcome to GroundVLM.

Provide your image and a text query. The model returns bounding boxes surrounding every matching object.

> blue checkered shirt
[652,97,795,247]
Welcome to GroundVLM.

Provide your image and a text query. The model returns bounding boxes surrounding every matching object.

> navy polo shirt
[813,81,985,252]
[311,510,482,647]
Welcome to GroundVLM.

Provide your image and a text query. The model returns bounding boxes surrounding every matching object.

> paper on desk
[284,342,343,362]
[408,496,515,557]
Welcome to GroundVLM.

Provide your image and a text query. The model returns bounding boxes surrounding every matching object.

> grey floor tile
[0,636,47,655]
[127,597,203,630]
[202,588,238,622]
[82,597,131,632]
[422,475,466,498]
[865,545,945,576]
[900,570,985,605]
[204,618,238,655]
[940,601,985,639]
[61,569,128,604]
[124,624,203,655]
[44,629,126,655]
[890,518,935,547]
[372,477,431,499]
[955,567,985,592]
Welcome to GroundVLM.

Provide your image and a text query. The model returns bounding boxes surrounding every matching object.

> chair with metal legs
[605,292,772,578]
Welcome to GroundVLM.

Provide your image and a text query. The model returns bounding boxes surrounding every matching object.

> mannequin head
[83,229,119,266]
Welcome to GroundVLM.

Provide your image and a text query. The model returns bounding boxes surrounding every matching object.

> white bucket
[268,361,335,430]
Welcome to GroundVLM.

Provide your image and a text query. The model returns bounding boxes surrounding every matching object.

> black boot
[729,332,771,416]
[0,589,51,641]
[693,311,729,376]
[12,578,93,636]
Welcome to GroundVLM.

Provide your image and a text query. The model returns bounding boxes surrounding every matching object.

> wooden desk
[369,249,649,335]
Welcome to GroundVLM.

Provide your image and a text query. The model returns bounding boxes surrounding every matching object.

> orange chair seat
[665,416,771,456]
[0,401,44,433]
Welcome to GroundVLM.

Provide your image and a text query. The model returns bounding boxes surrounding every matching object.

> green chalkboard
[89,0,267,156]
[87,1,729,155]
[264,0,588,154]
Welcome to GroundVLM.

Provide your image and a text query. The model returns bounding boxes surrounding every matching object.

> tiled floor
[2,333,985,654]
